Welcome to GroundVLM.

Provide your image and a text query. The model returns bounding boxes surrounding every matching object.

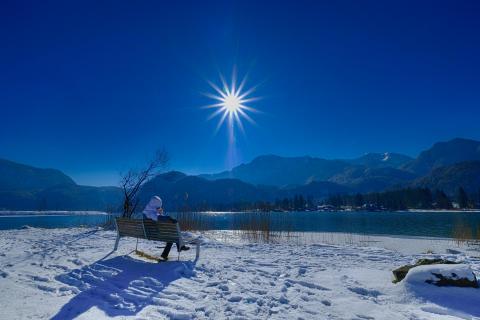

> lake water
[0,214,113,230]
[1,211,480,238]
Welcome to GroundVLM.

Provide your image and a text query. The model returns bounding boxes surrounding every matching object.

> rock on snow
[404,264,478,287]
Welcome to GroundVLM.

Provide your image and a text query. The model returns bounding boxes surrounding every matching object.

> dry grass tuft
[452,220,479,246]
[174,211,209,231]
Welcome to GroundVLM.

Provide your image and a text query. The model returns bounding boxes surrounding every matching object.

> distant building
[317,204,335,211]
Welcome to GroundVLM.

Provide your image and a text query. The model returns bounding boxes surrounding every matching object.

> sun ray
[237,85,258,100]
[200,102,225,109]
[207,107,227,120]
[238,104,261,113]
[219,73,230,96]
[236,107,256,125]
[236,73,248,96]
[239,96,262,104]
[206,81,227,99]
[214,111,229,134]
[204,68,260,134]
[202,92,225,102]
[234,111,246,135]
[231,65,237,96]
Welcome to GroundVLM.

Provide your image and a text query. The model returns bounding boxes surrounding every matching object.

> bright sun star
[203,67,260,134]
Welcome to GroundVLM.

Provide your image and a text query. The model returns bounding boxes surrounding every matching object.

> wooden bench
[113,217,200,260]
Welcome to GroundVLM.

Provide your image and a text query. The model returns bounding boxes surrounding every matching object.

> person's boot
[180,245,190,251]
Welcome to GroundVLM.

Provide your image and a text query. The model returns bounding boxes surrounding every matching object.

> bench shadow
[50,252,196,319]
[408,283,480,317]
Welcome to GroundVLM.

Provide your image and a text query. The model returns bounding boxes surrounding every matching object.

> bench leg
[113,234,120,251]
[195,242,200,261]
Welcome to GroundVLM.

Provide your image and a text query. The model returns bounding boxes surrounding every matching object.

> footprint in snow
[68,258,83,266]
[321,299,331,306]
[227,295,242,302]
[278,295,289,304]
[298,267,307,276]
[218,284,229,292]
[347,286,382,298]
[36,284,57,293]
[48,264,70,271]
[300,295,310,301]
[285,279,330,291]
[355,314,375,320]
[31,275,49,282]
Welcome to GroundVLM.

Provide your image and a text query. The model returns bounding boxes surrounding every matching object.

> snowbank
[403,265,480,318]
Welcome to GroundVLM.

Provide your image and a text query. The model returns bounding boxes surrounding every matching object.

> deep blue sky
[1,1,480,186]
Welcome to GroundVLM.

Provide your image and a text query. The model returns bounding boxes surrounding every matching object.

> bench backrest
[115,218,146,239]
[143,219,182,244]
[115,217,182,245]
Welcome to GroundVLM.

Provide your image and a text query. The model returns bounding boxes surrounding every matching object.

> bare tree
[120,149,169,218]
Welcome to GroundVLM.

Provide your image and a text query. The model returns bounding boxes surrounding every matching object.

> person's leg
[161,242,173,259]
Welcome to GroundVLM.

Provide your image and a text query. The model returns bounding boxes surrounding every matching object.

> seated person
[142,196,189,260]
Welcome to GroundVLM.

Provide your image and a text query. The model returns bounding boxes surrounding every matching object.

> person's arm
[157,215,177,223]
[161,209,176,223]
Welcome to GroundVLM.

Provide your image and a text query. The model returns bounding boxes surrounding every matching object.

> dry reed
[452,220,478,246]
[173,211,209,231]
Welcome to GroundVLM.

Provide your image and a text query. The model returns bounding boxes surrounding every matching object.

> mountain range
[1,138,480,211]
[0,158,122,211]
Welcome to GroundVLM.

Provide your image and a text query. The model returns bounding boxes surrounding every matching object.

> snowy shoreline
[1,227,479,319]
[405,209,480,213]
[2,209,480,217]
[0,210,109,216]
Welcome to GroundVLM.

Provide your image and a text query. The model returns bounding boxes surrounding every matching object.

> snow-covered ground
[0,228,479,320]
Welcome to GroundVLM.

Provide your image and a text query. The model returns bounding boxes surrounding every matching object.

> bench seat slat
[144,225,177,230]
[145,232,180,239]
[118,231,145,236]
[144,225,178,230]
[147,235,179,240]
[118,227,144,231]
[147,237,179,243]
[118,228,145,234]
[116,220,143,225]
[119,233,146,239]
[144,232,178,237]
[143,226,177,231]
[118,226,144,232]
[146,236,179,241]
[118,224,144,229]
